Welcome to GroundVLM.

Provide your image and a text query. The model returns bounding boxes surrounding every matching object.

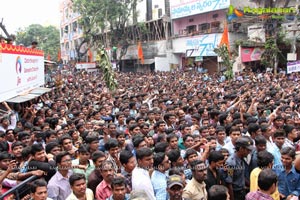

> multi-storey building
[61,0,298,73]
[59,0,171,72]
[59,0,84,64]
[169,0,257,73]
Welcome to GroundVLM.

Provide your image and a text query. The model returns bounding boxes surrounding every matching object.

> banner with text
[172,33,222,57]
[75,62,96,70]
[287,61,300,74]
[0,44,44,102]
[170,0,230,19]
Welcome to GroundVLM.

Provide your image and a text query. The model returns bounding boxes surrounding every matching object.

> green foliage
[15,24,60,61]
[96,46,118,91]
[73,0,140,48]
[260,37,280,68]
[214,45,234,79]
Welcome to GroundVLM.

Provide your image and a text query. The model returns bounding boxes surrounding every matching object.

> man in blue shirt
[274,147,300,200]
[151,152,170,200]
[268,130,285,167]
[224,136,253,200]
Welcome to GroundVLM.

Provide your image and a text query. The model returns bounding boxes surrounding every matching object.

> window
[211,21,220,32]
[211,21,220,28]
[72,22,77,32]
[64,26,69,33]
[158,8,162,18]
[199,23,210,33]
[186,25,197,34]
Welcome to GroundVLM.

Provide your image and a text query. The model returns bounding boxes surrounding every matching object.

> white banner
[287,61,300,74]
[170,0,230,19]
[0,44,44,102]
[173,33,222,57]
[76,62,96,70]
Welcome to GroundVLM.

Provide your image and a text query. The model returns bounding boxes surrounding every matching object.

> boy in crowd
[88,151,106,195]
[120,150,136,193]
[274,147,300,200]
[107,177,130,200]
[132,147,155,200]
[246,169,278,200]
[205,150,224,190]
[47,151,73,200]
[67,173,94,200]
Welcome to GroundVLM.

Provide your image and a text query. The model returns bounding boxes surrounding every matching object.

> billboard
[241,47,265,62]
[287,61,300,74]
[170,0,230,19]
[0,44,44,102]
[172,33,222,57]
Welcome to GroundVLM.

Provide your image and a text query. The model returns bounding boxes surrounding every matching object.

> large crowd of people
[0,68,300,200]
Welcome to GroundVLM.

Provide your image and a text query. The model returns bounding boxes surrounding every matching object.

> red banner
[241,47,264,62]
[0,44,44,56]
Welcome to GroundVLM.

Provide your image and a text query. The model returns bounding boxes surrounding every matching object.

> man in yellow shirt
[250,150,280,200]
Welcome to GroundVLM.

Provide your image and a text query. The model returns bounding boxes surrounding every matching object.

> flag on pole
[219,21,230,51]
[137,41,144,64]
[88,49,93,62]
[57,50,61,61]
[47,53,51,61]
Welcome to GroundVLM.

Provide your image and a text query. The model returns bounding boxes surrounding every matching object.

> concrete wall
[155,57,170,71]
[173,10,227,35]
[152,0,166,20]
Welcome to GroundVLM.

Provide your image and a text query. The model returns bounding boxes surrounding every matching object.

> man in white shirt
[132,147,155,200]
[223,126,241,155]
[47,151,73,200]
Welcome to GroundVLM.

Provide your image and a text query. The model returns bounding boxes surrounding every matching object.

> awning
[143,59,155,65]
[29,87,52,95]
[6,87,52,103]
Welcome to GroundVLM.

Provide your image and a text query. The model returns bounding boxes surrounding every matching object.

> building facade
[61,0,285,73]
[59,0,84,64]
[169,0,257,73]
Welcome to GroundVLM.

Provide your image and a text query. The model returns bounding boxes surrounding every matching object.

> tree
[96,46,118,91]
[254,0,293,74]
[72,0,140,64]
[15,24,60,61]
[214,45,234,79]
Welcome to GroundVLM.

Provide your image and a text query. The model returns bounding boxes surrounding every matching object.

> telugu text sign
[0,44,44,102]
[170,0,230,19]
[172,33,222,57]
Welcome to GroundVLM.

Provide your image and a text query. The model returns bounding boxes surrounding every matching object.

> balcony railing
[0,175,38,200]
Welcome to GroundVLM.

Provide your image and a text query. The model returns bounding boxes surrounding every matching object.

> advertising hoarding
[0,44,44,102]
[170,0,230,19]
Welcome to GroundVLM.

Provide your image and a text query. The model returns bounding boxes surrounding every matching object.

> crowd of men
[0,69,300,200]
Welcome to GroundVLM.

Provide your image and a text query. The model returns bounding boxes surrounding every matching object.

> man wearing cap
[167,175,189,200]
[224,136,253,200]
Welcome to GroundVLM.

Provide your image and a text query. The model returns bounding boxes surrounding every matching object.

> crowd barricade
[0,175,38,200]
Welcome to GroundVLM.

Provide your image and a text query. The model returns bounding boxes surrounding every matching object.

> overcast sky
[0,0,61,35]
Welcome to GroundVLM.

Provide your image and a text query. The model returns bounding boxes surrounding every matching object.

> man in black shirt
[205,150,225,190]
[27,143,56,182]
